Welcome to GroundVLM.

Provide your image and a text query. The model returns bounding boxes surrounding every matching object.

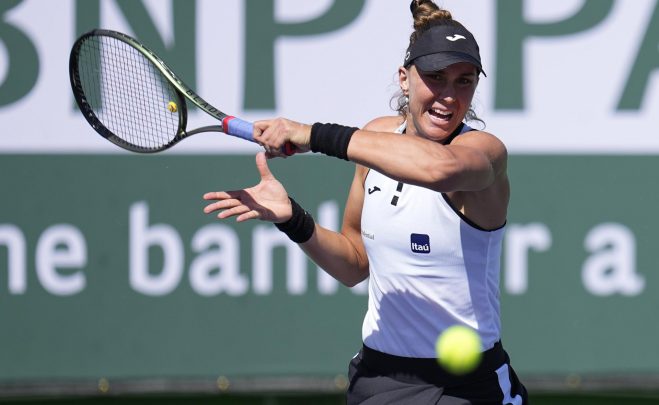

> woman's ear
[398,66,409,94]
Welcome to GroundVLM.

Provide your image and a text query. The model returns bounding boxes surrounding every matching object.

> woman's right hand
[253,118,312,158]
[203,152,292,223]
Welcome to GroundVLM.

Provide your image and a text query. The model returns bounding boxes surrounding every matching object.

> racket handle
[223,116,254,141]
[223,116,296,156]
[282,143,297,156]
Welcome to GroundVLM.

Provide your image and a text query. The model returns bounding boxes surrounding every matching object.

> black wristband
[310,123,358,161]
[275,197,315,243]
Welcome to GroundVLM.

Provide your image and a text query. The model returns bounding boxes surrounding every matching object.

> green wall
[2,154,658,391]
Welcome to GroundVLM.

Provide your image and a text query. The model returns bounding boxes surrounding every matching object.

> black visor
[404,24,486,76]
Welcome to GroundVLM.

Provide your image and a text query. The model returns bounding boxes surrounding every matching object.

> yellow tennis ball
[167,101,177,113]
[436,325,483,375]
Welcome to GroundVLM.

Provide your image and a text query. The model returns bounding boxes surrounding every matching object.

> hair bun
[410,0,419,14]
[410,0,431,15]
[410,0,451,23]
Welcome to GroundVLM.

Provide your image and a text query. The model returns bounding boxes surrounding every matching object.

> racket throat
[185,126,225,136]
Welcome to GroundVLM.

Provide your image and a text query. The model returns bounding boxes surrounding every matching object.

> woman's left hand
[203,152,293,223]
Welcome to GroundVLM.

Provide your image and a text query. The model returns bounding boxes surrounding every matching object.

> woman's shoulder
[362,115,405,132]
[455,129,507,155]
[454,129,508,175]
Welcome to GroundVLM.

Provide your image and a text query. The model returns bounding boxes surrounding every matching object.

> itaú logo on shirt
[410,233,430,253]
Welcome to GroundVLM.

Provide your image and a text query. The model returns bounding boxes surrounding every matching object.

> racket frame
[69,29,251,153]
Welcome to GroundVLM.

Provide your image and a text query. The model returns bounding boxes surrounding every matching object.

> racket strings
[76,36,180,150]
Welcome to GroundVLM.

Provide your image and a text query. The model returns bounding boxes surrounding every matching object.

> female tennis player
[204,1,528,403]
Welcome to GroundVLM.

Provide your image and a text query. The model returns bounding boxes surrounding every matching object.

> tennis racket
[69,29,295,154]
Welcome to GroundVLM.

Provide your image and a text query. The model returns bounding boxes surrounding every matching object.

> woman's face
[399,62,479,142]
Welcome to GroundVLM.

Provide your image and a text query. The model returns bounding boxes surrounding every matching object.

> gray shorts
[346,341,528,405]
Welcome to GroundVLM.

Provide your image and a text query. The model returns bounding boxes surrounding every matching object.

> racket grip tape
[222,116,254,141]
[222,116,296,156]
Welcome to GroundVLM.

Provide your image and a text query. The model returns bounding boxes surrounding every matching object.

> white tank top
[360,122,504,358]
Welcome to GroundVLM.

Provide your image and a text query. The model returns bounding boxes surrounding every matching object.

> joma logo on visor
[446,34,466,41]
